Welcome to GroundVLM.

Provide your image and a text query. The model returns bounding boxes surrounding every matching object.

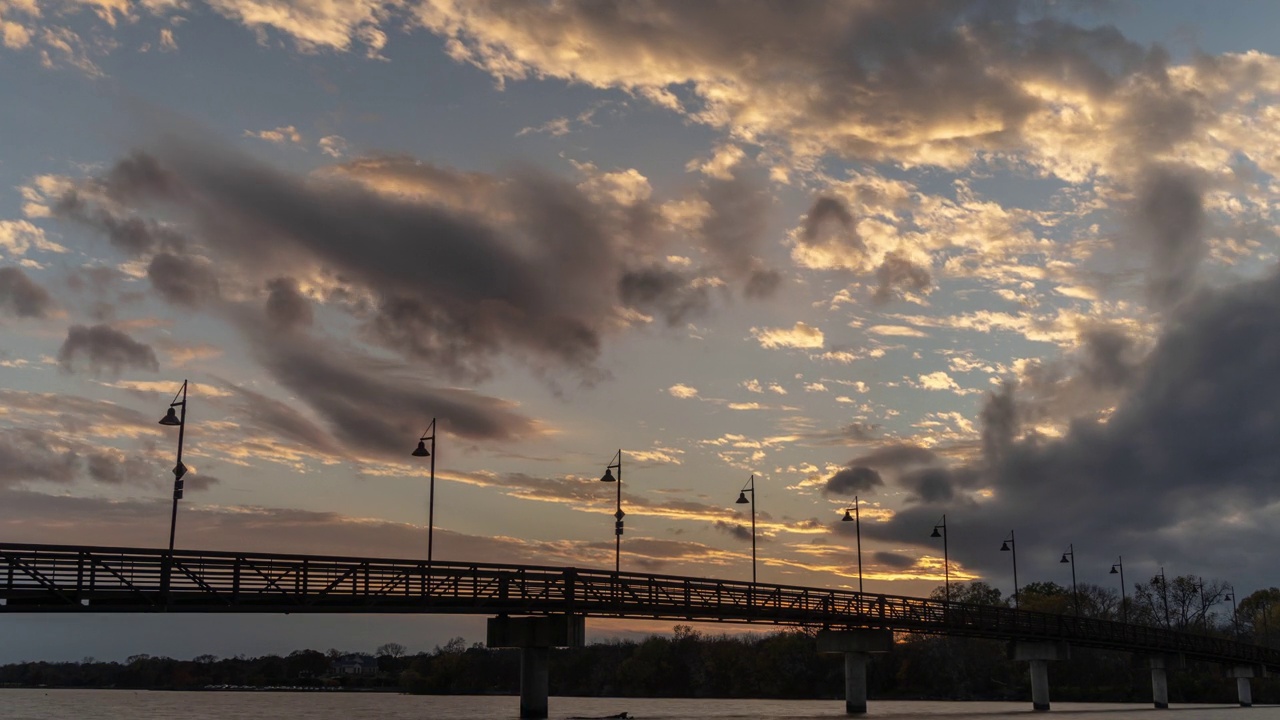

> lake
[2,690,1277,719]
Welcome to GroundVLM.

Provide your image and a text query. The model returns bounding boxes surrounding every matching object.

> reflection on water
[2,690,1277,720]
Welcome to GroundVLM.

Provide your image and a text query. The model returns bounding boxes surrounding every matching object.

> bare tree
[376,642,407,658]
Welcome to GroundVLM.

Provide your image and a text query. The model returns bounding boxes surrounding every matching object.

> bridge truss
[2,542,1277,671]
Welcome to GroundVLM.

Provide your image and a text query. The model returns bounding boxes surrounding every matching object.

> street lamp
[735,475,757,584]
[931,515,949,602]
[1000,530,1018,609]
[157,380,189,554]
[1110,556,1127,622]
[600,449,623,573]
[841,497,863,594]
[1060,544,1078,615]
[1157,566,1171,628]
[411,418,437,564]
[1225,584,1240,637]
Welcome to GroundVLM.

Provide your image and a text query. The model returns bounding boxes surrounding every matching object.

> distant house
[329,654,379,676]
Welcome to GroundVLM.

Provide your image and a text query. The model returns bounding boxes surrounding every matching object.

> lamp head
[930,527,942,538]
[842,509,854,522]
[735,491,749,504]
[1000,541,1010,552]
[600,468,616,483]
[412,440,430,457]
[1060,553,1070,564]
[159,407,182,426]
[1110,565,1119,574]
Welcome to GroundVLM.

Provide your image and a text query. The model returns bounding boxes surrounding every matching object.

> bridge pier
[1230,665,1258,707]
[1147,655,1184,709]
[1010,641,1068,711]
[1150,656,1169,709]
[487,614,585,719]
[817,629,893,714]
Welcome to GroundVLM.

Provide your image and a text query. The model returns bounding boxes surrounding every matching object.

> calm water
[1,691,1277,719]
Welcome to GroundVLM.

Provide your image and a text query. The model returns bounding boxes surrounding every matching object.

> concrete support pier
[1010,641,1069,712]
[487,614,585,719]
[817,629,893,714]
[1230,666,1257,708]
[1150,656,1169,709]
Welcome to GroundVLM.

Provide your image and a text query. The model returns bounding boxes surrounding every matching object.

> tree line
[4,576,1278,702]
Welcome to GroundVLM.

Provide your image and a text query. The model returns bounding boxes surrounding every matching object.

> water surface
[3,690,1276,719]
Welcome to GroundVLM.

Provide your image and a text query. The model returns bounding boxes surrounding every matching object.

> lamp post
[157,380,189,554]
[1060,544,1078,615]
[931,515,949,602]
[735,475,757,584]
[1225,584,1239,638]
[1110,556,1127,622]
[1197,577,1207,631]
[841,497,863,594]
[411,418,437,564]
[600,450,623,573]
[1158,566,1170,628]
[1000,530,1018,609]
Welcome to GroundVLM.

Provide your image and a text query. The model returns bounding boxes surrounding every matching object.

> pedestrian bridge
[1,542,1272,715]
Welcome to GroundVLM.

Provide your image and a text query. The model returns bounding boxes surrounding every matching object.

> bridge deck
[2,542,1276,671]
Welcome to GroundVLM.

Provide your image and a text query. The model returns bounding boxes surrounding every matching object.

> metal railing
[2,542,1276,670]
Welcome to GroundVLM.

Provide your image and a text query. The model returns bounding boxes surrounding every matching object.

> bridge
[1,542,1273,716]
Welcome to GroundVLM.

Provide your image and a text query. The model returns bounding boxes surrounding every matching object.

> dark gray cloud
[1134,164,1207,308]
[264,277,314,330]
[823,466,882,496]
[873,551,916,570]
[1077,325,1139,391]
[715,520,753,542]
[800,421,881,446]
[0,428,79,486]
[59,141,776,382]
[57,324,159,376]
[54,191,186,256]
[618,266,709,325]
[800,195,862,253]
[872,252,932,303]
[0,267,55,318]
[848,443,938,471]
[864,265,1280,594]
[979,381,1018,467]
[147,252,221,308]
[238,315,540,455]
[224,381,345,458]
[695,172,782,299]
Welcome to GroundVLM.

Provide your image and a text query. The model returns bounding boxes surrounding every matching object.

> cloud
[667,384,698,400]
[55,138,779,383]
[147,252,221,307]
[238,315,541,455]
[245,126,304,144]
[917,371,960,391]
[823,466,882,497]
[867,324,927,338]
[57,324,160,376]
[751,321,824,349]
[692,172,782,299]
[0,267,54,318]
[856,263,1280,594]
[264,276,314,330]
[1132,164,1207,308]
[0,219,66,256]
[202,0,392,54]
[414,1,1169,176]
[318,135,348,158]
[872,252,932,303]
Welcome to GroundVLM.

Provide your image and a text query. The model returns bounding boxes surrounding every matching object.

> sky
[5,0,1280,663]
